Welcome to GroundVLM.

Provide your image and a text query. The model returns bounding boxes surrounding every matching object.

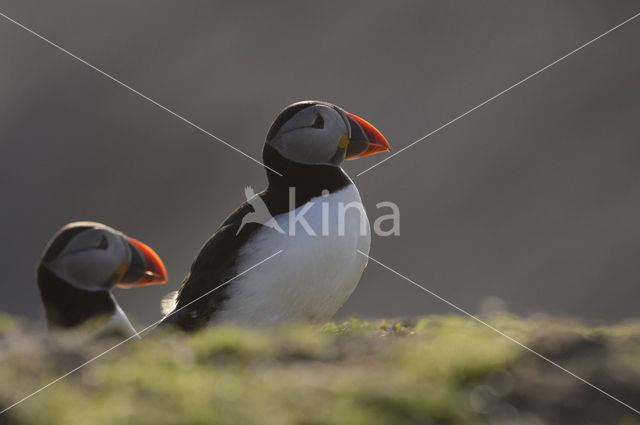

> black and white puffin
[37,221,168,338]
[161,101,390,330]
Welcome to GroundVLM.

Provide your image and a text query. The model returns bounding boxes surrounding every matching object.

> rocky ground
[0,314,639,425]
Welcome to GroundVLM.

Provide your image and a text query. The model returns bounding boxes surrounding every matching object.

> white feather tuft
[160,290,179,315]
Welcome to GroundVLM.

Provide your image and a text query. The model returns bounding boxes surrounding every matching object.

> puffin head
[264,100,390,168]
[39,221,168,292]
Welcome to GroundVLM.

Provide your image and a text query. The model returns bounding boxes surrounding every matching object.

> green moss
[0,313,20,335]
[1,315,639,425]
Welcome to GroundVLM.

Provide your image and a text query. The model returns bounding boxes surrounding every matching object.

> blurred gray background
[1,0,639,326]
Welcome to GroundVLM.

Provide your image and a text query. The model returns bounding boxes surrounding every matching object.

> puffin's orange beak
[117,237,168,288]
[344,112,390,160]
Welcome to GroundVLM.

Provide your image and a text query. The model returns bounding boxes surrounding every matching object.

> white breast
[100,303,140,339]
[213,184,371,325]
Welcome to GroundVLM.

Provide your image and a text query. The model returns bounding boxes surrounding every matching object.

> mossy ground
[1,314,639,425]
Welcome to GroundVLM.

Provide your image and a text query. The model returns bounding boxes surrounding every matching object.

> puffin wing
[159,199,263,331]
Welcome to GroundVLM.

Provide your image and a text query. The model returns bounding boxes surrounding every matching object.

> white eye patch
[44,229,129,291]
[267,105,348,166]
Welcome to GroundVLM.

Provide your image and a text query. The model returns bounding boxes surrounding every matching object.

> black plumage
[37,265,116,328]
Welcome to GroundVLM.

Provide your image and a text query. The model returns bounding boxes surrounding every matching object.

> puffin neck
[36,265,116,328]
[263,144,352,198]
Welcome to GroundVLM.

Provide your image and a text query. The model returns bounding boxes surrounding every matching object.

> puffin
[37,221,168,338]
[161,101,390,330]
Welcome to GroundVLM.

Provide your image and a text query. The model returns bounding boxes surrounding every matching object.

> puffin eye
[312,114,324,129]
[97,234,109,250]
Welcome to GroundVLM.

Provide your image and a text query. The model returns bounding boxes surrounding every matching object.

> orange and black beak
[117,237,168,288]
[344,112,390,160]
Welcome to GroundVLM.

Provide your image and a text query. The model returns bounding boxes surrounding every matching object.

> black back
[160,145,352,331]
[37,265,116,328]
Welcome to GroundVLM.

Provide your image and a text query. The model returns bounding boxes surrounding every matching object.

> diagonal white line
[357,10,640,177]
[0,249,283,415]
[0,10,282,177]
[358,249,640,416]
